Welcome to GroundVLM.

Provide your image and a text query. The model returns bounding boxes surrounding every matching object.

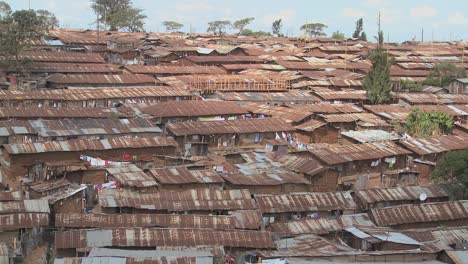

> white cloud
[259,9,295,25]
[175,0,215,13]
[341,7,365,18]
[410,6,436,18]
[379,7,401,24]
[448,12,468,25]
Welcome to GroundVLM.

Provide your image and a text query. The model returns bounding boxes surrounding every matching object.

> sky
[6,0,468,42]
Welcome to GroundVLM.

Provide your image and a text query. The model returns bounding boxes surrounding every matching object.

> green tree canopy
[360,31,367,41]
[404,109,453,138]
[272,19,282,37]
[240,29,272,37]
[423,62,466,87]
[331,30,345,40]
[36,10,59,30]
[432,149,468,200]
[0,2,49,71]
[91,0,146,32]
[400,78,422,92]
[300,23,327,37]
[352,18,363,39]
[375,30,384,46]
[207,20,231,35]
[362,47,393,104]
[233,17,254,35]
[162,21,183,32]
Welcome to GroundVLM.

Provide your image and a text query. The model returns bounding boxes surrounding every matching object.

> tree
[207,20,231,35]
[375,30,384,46]
[36,10,59,30]
[423,62,466,87]
[404,109,453,138]
[432,149,468,200]
[300,23,327,37]
[362,47,393,104]
[233,17,254,35]
[360,31,367,41]
[162,21,183,32]
[352,18,363,39]
[400,78,422,92]
[331,30,345,40]
[272,19,282,37]
[240,29,272,37]
[91,0,146,31]
[0,3,47,71]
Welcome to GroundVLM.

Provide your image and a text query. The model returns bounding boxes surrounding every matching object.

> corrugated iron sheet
[54,257,204,264]
[312,89,367,101]
[397,93,468,104]
[309,141,412,165]
[255,192,357,213]
[185,56,264,63]
[31,62,121,74]
[0,200,50,213]
[125,65,226,75]
[5,136,177,155]
[244,103,312,123]
[0,107,127,119]
[277,155,327,176]
[141,101,248,118]
[0,191,24,201]
[148,167,224,185]
[107,164,158,188]
[20,51,105,63]
[355,185,448,205]
[55,213,236,230]
[98,189,257,211]
[166,118,294,136]
[54,228,273,249]
[400,133,468,156]
[0,213,49,230]
[321,112,390,126]
[217,91,321,103]
[46,74,157,85]
[370,200,468,226]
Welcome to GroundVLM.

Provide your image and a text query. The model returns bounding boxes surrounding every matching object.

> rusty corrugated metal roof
[0,200,50,213]
[255,191,357,213]
[54,228,273,249]
[141,100,248,118]
[400,133,468,156]
[370,200,468,226]
[30,62,121,74]
[0,191,24,201]
[148,167,224,185]
[277,155,327,176]
[4,137,177,155]
[356,185,448,205]
[46,74,157,85]
[0,213,49,230]
[166,118,294,136]
[217,91,321,103]
[309,141,412,165]
[19,51,105,63]
[125,65,226,75]
[54,256,202,264]
[244,103,312,123]
[0,107,127,119]
[107,164,159,188]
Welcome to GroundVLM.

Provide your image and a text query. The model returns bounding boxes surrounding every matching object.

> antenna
[421,28,424,43]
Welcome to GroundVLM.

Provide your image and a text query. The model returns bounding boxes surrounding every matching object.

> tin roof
[54,256,206,264]
[0,191,24,201]
[244,103,313,123]
[255,191,357,213]
[166,118,294,136]
[46,74,157,85]
[0,213,50,230]
[0,107,127,119]
[309,141,411,165]
[399,133,468,156]
[4,137,177,155]
[98,188,257,211]
[397,93,468,104]
[345,226,422,245]
[290,103,363,114]
[125,65,226,75]
[216,91,321,103]
[30,63,121,74]
[341,130,399,143]
[356,185,448,205]
[106,164,159,188]
[88,247,215,258]
[0,200,50,213]
[141,100,248,118]
[312,89,367,101]
[19,51,105,63]
[269,213,375,236]
[277,155,327,176]
[55,228,273,249]
[55,213,236,230]
[148,167,224,185]
[320,113,390,127]
[370,200,468,226]
[184,55,264,63]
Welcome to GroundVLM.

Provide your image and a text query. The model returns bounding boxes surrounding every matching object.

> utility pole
[421,28,424,43]
[96,12,100,42]
[104,8,107,31]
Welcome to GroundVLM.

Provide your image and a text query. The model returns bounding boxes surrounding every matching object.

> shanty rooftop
[46,74,157,85]
[140,100,248,118]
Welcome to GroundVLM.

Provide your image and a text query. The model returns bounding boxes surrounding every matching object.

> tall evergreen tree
[362,47,393,104]
[352,18,363,39]
[272,19,282,37]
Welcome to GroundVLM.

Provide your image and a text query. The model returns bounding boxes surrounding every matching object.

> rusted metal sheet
[244,103,312,123]
[0,200,50,213]
[185,56,264,64]
[30,63,121,74]
[355,185,448,205]
[0,191,24,201]
[98,189,257,211]
[19,51,105,63]
[291,103,363,114]
[0,87,191,102]
[4,137,177,155]
[54,257,204,264]
[320,113,390,127]
[54,228,273,249]
[309,141,412,165]
[107,164,158,188]
[55,213,236,230]
[148,167,224,185]
[277,155,327,176]
[295,119,327,132]
[397,93,468,104]
[217,91,321,103]
[30,178,71,193]
[46,74,157,85]
[141,101,248,118]
[0,107,127,119]
[255,192,357,213]
[0,213,49,230]
[370,200,468,226]
[311,89,367,101]
[229,210,264,230]
[166,118,294,136]
[222,64,286,71]
[125,65,226,75]
[400,133,468,156]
